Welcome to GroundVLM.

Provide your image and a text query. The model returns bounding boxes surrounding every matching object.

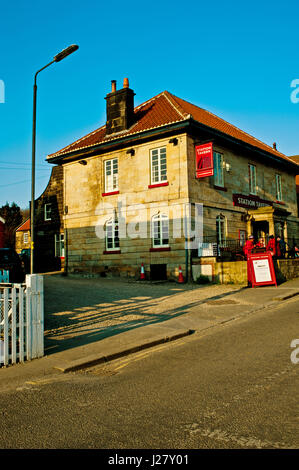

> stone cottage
[16,165,64,273]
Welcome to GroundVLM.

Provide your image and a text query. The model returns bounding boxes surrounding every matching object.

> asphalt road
[0,296,298,451]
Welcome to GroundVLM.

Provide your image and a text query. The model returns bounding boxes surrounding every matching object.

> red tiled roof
[288,155,299,164]
[47,90,295,164]
[16,218,30,232]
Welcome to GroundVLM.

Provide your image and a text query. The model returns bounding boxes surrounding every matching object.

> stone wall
[34,165,64,272]
[15,230,30,254]
[64,135,190,279]
[192,257,299,285]
[187,136,299,241]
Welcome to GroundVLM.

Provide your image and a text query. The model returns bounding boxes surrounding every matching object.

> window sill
[148,182,169,189]
[213,185,227,192]
[150,246,171,252]
[103,250,121,254]
[102,191,119,197]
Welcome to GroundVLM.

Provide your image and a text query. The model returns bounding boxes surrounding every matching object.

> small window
[105,217,120,251]
[23,232,29,244]
[152,213,169,247]
[276,174,282,201]
[150,147,167,184]
[216,214,226,247]
[44,203,52,221]
[213,152,224,187]
[104,158,118,193]
[249,164,257,195]
[55,233,64,257]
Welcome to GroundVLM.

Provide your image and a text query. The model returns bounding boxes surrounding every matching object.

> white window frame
[23,232,29,244]
[105,216,120,251]
[248,164,257,195]
[55,233,65,257]
[44,203,52,221]
[276,174,282,201]
[216,214,226,247]
[152,213,169,247]
[104,158,119,193]
[150,147,167,185]
[213,152,224,187]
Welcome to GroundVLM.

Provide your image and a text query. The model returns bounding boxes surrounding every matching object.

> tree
[0,202,23,248]
[21,207,30,221]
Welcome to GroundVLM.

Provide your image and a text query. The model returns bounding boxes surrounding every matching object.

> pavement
[1,274,299,389]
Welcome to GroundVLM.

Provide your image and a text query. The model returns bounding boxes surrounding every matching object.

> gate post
[26,274,44,359]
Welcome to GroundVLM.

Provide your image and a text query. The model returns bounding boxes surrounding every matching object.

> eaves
[46,120,191,165]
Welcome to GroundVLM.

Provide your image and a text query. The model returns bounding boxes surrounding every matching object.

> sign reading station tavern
[195,143,214,178]
[232,193,273,210]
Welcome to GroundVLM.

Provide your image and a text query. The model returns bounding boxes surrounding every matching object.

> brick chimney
[105,78,135,135]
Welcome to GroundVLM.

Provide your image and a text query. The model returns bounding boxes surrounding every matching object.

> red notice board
[247,252,277,288]
[195,143,213,178]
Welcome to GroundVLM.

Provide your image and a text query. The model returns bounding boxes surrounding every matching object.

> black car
[0,248,25,283]
[20,248,30,274]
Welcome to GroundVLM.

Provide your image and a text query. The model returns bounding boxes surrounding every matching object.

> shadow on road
[44,275,245,355]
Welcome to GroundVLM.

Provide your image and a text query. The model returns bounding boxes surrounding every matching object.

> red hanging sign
[195,143,213,178]
[247,252,277,288]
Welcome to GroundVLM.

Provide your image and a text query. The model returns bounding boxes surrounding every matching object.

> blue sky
[0,0,298,209]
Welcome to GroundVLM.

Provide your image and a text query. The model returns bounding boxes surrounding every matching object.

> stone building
[15,166,64,272]
[15,218,31,253]
[47,79,299,280]
[34,164,64,272]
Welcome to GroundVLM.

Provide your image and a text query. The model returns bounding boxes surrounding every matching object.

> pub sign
[195,143,213,178]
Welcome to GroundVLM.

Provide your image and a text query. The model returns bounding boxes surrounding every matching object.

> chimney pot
[123,78,129,88]
[273,142,277,150]
[111,80,116,93]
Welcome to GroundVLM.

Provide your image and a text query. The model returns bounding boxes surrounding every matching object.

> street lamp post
[30,45,79,274]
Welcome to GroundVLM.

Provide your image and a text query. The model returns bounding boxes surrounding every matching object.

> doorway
[150,264,167,281]
[252,221,269,242]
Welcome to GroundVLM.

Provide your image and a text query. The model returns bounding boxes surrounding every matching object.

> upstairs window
[249,164,257,195]
[44,203,52,221]
[23,232,29,244]
[152,213,169,247]
[104,158,118,193]
[276,174,282,201]
[150,147,167,184]
[105,216,120,251]
[213,152,224,187]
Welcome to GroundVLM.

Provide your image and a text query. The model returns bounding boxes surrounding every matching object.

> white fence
[0,275,44,367]
[0,270,9,283]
